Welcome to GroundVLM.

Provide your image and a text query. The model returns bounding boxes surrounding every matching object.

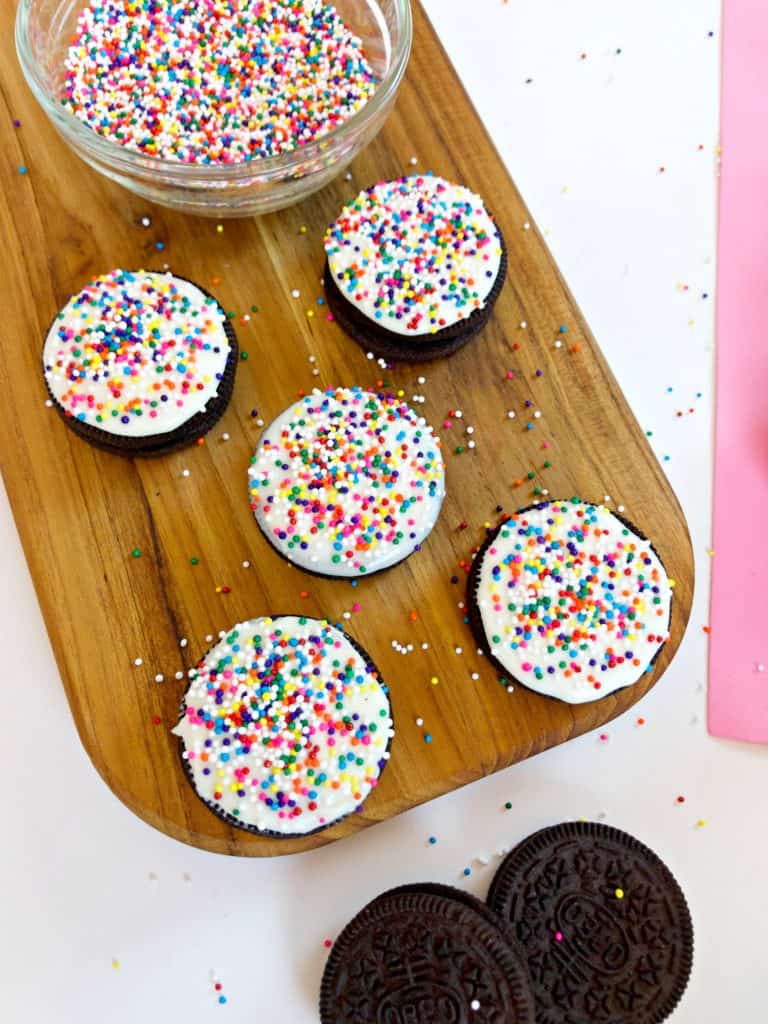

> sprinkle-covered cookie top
[324,175,504,337]
[62,0,377,164]
[173,616,393,835]
[43,270,231,438]
[249,387,445,576]
[473,500,672,704]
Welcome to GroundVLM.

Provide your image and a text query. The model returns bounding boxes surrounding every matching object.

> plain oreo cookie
[487,821,694,1024]
[321,887,535,1023]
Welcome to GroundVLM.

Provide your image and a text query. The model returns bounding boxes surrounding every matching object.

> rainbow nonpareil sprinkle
[61,0,377,163]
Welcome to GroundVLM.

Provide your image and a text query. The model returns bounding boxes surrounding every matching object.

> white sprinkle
[312,369,320,376]
[454,410,463,419]
[410,156,418,165]
[366,352,374,360]
[45,399,53,407]
[466,426,474,435]
[344,172,353,181]
[140,216,151,227]
[618,505,625,513]
[309,355,316,363]
[506,685,514,693]
[222,432,230,441]
[417,376,426,384]
[175,671,184,680]
[415,717,424,726]
[134,658,143,667]
[291,289,300,299]
[507,410,516,419]
[154,673,164,683]
[242,560,250,568]
[205,634,213,643]
[542,488,549,496]
[471,672,479,680]
[555,340,563,349]
[534,410,541,419]
[471,1000,481,1011]
[523,222,531,230]
[421,642,429,650]
[180,637,188,648]
[343,611,351,620]
[256,419,264,427]
[604,495,612,503]
[455,646,463,655]
[181,469,190,477]
[520,320,527,328]
[468,440,476,449]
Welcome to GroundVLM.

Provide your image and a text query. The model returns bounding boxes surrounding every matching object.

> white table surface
[4,2,766,1021]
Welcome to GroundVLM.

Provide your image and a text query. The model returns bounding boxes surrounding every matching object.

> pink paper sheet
[708,0,768,741]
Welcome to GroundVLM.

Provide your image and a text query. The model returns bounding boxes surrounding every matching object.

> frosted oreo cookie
[248,387,445,577]
[173,616,394,837]
[468,499,673,704]
[324,174,507,361]
[42,269,237,455]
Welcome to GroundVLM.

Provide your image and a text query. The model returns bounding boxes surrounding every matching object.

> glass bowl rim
[15,0,413,181]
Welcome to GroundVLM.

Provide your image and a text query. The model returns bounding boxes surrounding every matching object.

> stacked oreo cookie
[321,822,694,1024]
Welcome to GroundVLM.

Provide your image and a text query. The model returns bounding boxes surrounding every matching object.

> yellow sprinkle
[615,888,624,900]
[696,818,707,827]
[668,579,676,588]
[216,224,223,233]
[307,310,314,318]
[430,676,439,686]
[706,549,714,557]
[112,959,120,970]
[299,225,308,234]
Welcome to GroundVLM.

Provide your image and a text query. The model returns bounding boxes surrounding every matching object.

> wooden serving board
[0,2,693,857]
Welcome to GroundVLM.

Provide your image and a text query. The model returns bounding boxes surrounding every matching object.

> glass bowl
[15,0,412,217]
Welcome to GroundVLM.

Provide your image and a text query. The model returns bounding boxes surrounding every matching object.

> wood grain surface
[0,1,694,856]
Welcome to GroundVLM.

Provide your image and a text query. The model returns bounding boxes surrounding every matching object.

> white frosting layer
[43,269,232,438]
[248,387,445,576]
[474,501,672,705]
[173,616,394,836]
[324,174,503,337]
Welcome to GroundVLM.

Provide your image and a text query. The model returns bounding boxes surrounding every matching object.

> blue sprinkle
[18,165,26,175]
